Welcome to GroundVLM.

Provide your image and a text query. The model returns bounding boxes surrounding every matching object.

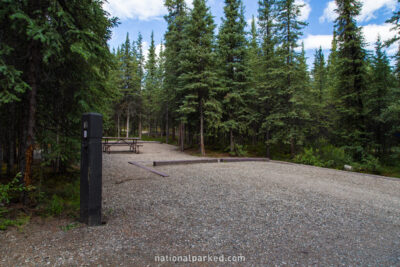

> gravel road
[1,143,399,266]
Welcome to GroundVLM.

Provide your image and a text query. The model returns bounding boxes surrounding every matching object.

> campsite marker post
[80,113,103,226]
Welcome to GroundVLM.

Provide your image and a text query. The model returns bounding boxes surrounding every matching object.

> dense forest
[1,0,400,194]
[108,0,400,175]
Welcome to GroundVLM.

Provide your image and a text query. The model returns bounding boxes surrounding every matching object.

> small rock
[344,165,353,171]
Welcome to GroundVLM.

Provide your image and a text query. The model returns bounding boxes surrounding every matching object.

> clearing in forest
[1,143,399,266]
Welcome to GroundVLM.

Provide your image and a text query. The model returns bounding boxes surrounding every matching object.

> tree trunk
[117,114,120,138]
[290,138,295,158]
[266,130,270,159]
[200,103,205,156]
[55,130,60,173]
[21,37,40,187]
[126,107,130,138]
[0,143,3,179]
[180,122,185,152]
[230,129,234,153]
[165,107,169,143]
[138,114,142,139]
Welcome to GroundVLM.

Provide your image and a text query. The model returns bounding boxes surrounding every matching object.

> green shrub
[47,195,64,216]
[226,144,247,157]
[294,148,324,167]
[319,145,352,169]
[0,173,35,205]
[353,154,382,174]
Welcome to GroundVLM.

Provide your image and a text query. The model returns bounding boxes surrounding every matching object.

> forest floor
[0,143,399,266]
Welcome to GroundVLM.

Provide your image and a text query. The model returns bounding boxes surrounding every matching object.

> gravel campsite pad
[1,143,399,266]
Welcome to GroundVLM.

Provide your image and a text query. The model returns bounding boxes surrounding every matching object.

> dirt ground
[1,143,399,266]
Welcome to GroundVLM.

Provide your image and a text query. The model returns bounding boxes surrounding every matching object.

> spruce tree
[217,0,250,154]
[310,47,329,139]
[144,32,159,135]
[334,0,368,159]
[136,33,144,137]
[164,0,188,148]
[179,0,216,156]
[257,0,280,158]
[366,36,395,155]
[275,0,308,157]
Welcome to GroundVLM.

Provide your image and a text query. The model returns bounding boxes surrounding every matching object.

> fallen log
[220,158,269,163]
[153,159,219,166]
[129,161,169,177]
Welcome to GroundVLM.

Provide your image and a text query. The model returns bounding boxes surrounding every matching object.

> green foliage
[226,144,248,157]
[60,222,80,232]
[333,0,368,160]
[294,142,352,169]
[294,148,324,167]
[0,0,118,179]
[353,154,382,174]
[0,173,34,205]
[41,178,80,218]
[47,195,64,216]
[0,212,30,231]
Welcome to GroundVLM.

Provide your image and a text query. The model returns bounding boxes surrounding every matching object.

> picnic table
[102,137,142,154]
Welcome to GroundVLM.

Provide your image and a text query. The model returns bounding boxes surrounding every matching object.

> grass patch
[0,169,80,231]
[0,207,30,231]
[34,171,80,218]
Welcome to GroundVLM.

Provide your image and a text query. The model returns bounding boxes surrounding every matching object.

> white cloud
[302,34,333,50]
[319,0,397,23]
[359,0,396,21]
[362,23,396,52]
[300,23,397,56]
[104,0,192,21]
[319,1,337,23]
[295,0,312,21]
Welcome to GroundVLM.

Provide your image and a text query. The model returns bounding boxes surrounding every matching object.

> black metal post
[80,113,103,226]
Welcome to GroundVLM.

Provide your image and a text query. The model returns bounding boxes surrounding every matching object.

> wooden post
[80,113,103,226]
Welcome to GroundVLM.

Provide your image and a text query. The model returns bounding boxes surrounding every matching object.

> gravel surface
[1,143,399,266]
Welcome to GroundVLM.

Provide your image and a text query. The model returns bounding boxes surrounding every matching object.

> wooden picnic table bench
[102,137,142,154]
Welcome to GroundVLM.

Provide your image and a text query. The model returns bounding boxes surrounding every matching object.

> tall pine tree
[179,0,216,156]
[334,0,368,159]
[217,0,251,154]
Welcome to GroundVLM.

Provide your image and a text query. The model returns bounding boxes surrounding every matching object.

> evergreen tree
[312,47,327,103]
[385,0,400,83]
[164,0,189,147]
[310,47,329,139]
[217,0,251,154]
[179,0,216,156]
[257,0,280,158]
[144,32,161,136]
[275,0,308,157]
[0,0,117,185]
[247,16,263,146]
[365,36,395,155]
[136,33,144,138]
[334,0,368,159]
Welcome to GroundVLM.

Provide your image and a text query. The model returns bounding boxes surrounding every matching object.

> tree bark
[200,103,205,156]
[0,143,3,179]
[117,113,120,138]
[165,107,169,143]
[266,130,270,159]
[180,122,185,152]
[138,114,142,139]
[7,124,15,178]
[21,38,40,187]
[126,107,130,138]
[290,138,295,158]
[230,129,234,153]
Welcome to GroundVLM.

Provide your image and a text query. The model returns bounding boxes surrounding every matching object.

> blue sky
[104,0,398,65]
